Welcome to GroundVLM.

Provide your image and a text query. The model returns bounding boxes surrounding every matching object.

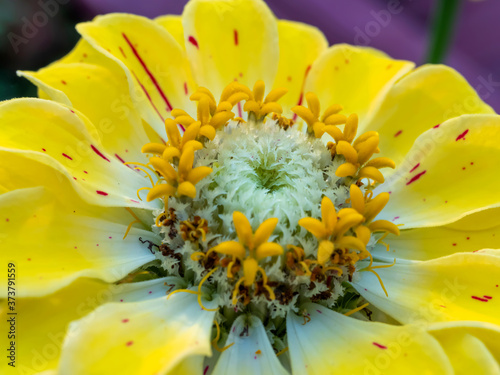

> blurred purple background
[1,0,499,111]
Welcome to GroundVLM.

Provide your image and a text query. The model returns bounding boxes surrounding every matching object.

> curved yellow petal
[335,162,358,178]
[368,220,400,235]
[287,303,453,374]
[273,20,327,118]
[354,251,500,325]
[77,14,195,135]
[212,241,246,259]
[364,192,390,222]
[253,217,278,247]
[376,114,500,228]
[243,257,259,286]
[379,207,500,261]
[358,166,385,183]
[0,186,156,297]
[177,181,197,198]
[147,183,176,202]
[255,242,283,260]
[19,51,151,165]
[336,140,358,164]
[150,157,177,182]
[304,44,414,126]
[199,125,216,140]
[298,217,328,239]
[0,100,156,209]
[349,184,365,214]
[428,321,500,374]
[364,65,494,171]
[182,0,278,99]
[317,240,334,265]
[0,277,183,375]
[187,166,213,185]
[178,147,194,176]
[320,196,337,234]
[58,292,216,375]
[364,157,396,169]
[155,15,185,49]
[233,211,253,246]
[142,142,167,155]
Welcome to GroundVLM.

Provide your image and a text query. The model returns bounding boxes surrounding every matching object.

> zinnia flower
[2,0,500,374]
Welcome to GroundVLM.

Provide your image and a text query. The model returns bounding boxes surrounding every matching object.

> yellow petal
[0,277,183,375]
[199,125,216,140]
[162,147,182,161]
[364,65,494,170]
[253,218,279,247]
[305,92,321,118]
[212,241,246,259]
[165,118,182,147]
[364,192,390,222]
[320,196,337,234]
[0,100,155,209]
[358,166,385,183]
[354,251,500,325]
[58,292,216,375]
[349,184,365,214]
[19,39,150,165]
[182,0,278,99]
[287,303,453,374]
[233,211,253,246]
[343,113,358,143]
[142,143,167,155]
[0,186,156,297]
[177,181,197,198]
[428,321,500,375]
[243,257,259,286]
[355,133,379,164]
[304,44,414,125]
[335,162,358,178]
[187,166,212,185]
[211,315,288,375]
[255,242,283,260]
[317,240,334,265]
[150,157,177,182]
[272,20,327,118]
[335,235,366,253]
[147,183,176,202]
[77,14,194,135]
[376,114,500,228]
[298,217,328,239]
[336,140,358,164]
[364,157,396,169]
[178,147,194,176]
[368,220,400,235]
[379,207,500,261]
[155,15,185,49]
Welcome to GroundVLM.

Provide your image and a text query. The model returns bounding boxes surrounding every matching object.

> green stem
[426,0,463,64]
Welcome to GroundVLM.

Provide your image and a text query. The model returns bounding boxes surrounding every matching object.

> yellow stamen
[212,320,234,353]
[123,207,143,239]
[276,347,289,357]
[344,302,370,317]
